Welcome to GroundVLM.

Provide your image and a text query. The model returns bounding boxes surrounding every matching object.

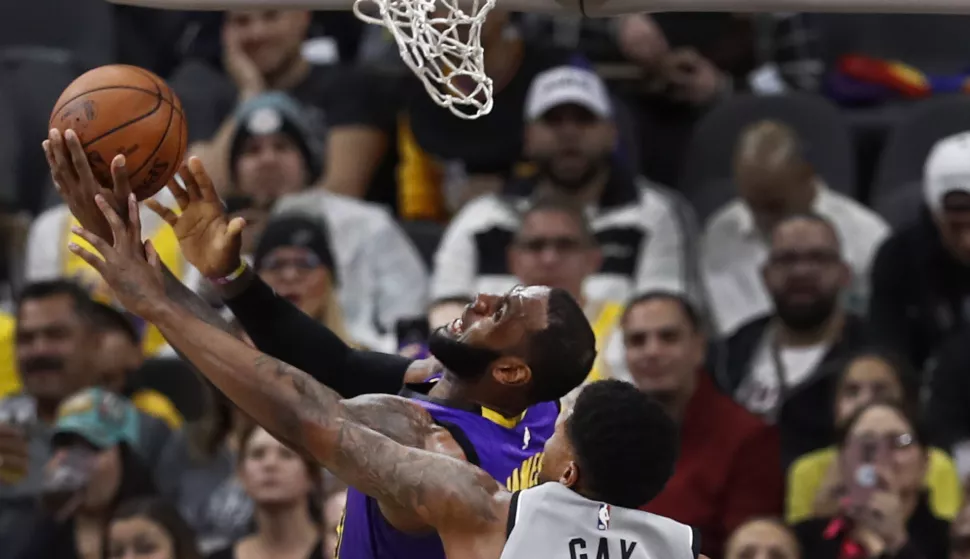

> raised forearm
[150,300,340,452]
[220,268,412,397]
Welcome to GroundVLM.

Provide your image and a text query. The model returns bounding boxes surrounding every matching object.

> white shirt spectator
[431,172,701,306]
[702,182,890,335]
[273,189,429,351]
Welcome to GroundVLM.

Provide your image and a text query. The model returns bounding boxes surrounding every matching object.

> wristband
[210,261,248,286]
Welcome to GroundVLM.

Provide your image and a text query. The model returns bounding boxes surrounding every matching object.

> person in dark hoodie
[718,213,871,467]
[868,132,970,372]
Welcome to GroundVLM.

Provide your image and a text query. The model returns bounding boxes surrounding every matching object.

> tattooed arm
[148,300,510,535]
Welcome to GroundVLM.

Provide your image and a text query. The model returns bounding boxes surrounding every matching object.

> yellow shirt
[786,445,962,524]
[131,388,183,430]
[585,300,624,383]
[0,312,19,398]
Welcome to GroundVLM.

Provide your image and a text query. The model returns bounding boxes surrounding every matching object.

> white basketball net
[353,0,497,120]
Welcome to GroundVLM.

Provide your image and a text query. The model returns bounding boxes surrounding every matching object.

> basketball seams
[130,88,176,180]
[52,85,185,121]
[51,65,187,199]
[72,91,163,150]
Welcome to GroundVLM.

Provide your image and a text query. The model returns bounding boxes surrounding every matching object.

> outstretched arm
[152,302,507,532]
[68,194,508,535]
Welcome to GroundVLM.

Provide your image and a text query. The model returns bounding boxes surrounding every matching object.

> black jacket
[868,210,970,372]
[712,313,871,467]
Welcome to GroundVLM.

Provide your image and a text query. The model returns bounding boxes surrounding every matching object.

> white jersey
[501,483,699,559]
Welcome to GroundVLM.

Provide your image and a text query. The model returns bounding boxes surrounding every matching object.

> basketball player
[44,132,600,558]
[48,198,704,559]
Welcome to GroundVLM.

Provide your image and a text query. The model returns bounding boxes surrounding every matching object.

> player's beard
[428,327,503,382]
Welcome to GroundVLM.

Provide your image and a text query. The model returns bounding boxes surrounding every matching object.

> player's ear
[559,461,579,488]
[489,356,531,388]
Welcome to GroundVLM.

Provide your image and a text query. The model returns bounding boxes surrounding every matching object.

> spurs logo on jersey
[506,452,543,491]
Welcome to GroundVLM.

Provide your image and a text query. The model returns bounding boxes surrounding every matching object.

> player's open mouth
[449,318,464,336]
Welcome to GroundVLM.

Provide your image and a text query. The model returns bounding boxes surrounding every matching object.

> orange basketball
[49,64,188,201]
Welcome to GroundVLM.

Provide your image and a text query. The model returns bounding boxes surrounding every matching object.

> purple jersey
[335,388,559,559]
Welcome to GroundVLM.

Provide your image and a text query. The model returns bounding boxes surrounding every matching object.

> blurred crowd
[4,4,970,559]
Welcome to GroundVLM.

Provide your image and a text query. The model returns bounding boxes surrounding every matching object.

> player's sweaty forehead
[504,285,551,332]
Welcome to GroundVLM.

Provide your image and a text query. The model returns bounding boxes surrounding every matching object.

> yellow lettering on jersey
[333,505,346,559]
[506,452,544,491]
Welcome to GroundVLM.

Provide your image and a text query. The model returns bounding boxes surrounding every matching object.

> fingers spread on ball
[111,155,134,200]
[48,129,76,181]
[42,140,63,191]
[64,130,96,183]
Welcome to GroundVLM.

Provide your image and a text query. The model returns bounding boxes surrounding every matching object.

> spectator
[107,497,203,559]
[702,120,889,335]
[228,93,324,207]
[506,194,624,381]
[622,291,783,557]
[207,425,322,559]
[719,214,871,465]
[15,388,158,559]
[613,13,823,185]
[0,283,171,509]
[156,391,254,555]
[320,489,346,559]
[384,11,584,220]
[88,303,184,430]
[725,517,801,559]
[431,65,699,328]
[170,10,392,199]
[793,401,951,559]
[788,350,961,525]
[225,92,428,350]
[869,132,970,371]
[253,215,353,345]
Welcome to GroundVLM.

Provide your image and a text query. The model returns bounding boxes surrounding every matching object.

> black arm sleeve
[224,275,412,398]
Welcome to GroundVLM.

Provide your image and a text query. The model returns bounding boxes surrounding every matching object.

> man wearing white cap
[430,65,701,334]
[869,131,970,370]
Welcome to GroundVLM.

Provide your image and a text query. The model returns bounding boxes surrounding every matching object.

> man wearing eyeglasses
[717,213,873,467]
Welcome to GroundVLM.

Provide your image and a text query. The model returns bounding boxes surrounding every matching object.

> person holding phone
[793,401,950,559]
[16,388,157,559]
